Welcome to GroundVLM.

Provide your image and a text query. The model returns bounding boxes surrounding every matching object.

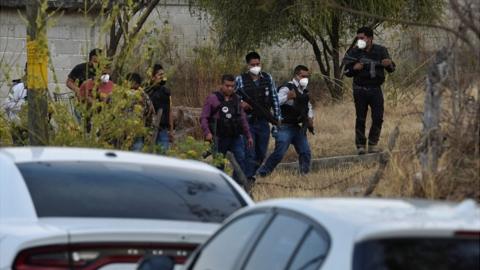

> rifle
[343,54,382,79]
[202,105,219,159]
[236,88,279,126]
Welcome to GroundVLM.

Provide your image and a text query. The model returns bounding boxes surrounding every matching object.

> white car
[141,198,480,270]
[0,147,254,270]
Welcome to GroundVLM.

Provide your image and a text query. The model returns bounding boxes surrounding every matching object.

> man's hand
[308,117,314,128]
[168,130,175,142]
[287,90,296,100]
[205,133,213,142]
[240,100,252,111]
[246,137,253,148]
[353,62,364,71]
[307,117,315,135]
[382,59,392,67]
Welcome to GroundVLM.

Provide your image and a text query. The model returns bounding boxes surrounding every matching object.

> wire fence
[255,168,367,192]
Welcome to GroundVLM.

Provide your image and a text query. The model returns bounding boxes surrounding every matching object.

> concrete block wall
[0,1,216,98]
[0,8,101,97]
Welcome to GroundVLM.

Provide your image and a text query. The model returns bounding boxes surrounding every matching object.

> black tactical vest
[280,83,309,124]
[240,72,272,119]
[211,92,242,138]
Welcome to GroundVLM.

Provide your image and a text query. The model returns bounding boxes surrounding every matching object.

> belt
[353,84,381,91]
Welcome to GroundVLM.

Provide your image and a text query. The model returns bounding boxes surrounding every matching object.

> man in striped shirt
[235,52,281,182]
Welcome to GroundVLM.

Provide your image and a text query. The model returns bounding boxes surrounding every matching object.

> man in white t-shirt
[4,79,27,123]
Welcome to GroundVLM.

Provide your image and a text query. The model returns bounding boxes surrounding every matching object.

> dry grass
[251,86,480,201]
[249,87,479,201]
[252,163,377,201]
[279,90,424,162]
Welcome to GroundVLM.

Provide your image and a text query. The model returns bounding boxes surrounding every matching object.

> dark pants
[244,118,270,178]
[216,135,246,183]
[258,124,311,176]
[353,85,384,147]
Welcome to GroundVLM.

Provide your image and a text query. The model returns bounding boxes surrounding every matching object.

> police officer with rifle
[343,26,395,155]
[235,52,281,182]
[200,74,253,183]
[257,65,314,177]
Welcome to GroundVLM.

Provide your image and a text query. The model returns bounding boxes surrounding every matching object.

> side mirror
[137,255,175,270]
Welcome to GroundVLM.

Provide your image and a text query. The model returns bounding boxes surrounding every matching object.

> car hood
[38,217,220,244]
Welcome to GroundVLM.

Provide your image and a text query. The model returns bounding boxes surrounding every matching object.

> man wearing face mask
[67,48,102,97]
[257,65,314,176]
[145,63,174,151]
[343,27,395,155]
[78,66,114,103]
[235,51,281,182]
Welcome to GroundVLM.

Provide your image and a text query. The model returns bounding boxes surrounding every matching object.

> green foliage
[167,136,226,168]
[0,113,13,146]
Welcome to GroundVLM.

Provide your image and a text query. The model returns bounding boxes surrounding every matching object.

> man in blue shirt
[235,52,281,182]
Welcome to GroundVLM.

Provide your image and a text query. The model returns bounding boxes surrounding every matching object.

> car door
[187,210,272,270]
[187,207,331,270]
[241,209,331,270]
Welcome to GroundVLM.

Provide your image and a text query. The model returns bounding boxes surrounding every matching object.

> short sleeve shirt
[68,62,96,87]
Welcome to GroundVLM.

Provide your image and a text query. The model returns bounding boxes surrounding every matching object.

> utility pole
[26,0,49,145]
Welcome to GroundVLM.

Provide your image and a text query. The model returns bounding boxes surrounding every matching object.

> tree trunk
[26,0,49,145]
[417,48,450,195]
[329,14,344,101]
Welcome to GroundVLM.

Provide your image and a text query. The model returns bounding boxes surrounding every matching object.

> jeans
[155,129,169,152]
[244,118,270,178]
[353,85,384,147]
[132,137,144,152]
[258,124,311,176]
[216,135,246,184]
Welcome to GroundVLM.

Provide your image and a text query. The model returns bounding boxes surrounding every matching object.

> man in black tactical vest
[200,74,253,180]
[343,27,395,155]
[258,65,314,176]
[235,52,281,182]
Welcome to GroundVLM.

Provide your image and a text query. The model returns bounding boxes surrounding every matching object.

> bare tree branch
[323,0,474,48]
[449,0,480,41]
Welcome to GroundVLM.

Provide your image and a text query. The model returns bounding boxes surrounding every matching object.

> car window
[353,237,480,270]
[17,161,246,223]
[288,229,329,270]
[244,214,310,270]
[192,213,266,270]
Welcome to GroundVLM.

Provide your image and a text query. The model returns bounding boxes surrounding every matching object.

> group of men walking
[4,26,395,183]
[199,26,395,183]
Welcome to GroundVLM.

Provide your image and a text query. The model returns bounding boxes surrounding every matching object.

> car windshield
[17,161,246,223]
[353,237,480,270]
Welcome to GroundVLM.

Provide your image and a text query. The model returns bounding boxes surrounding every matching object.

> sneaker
[368,145,381,153]
[357,146,366,155]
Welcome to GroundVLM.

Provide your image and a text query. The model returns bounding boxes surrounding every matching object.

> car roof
[252,197,480,240]
[0,147,219,173]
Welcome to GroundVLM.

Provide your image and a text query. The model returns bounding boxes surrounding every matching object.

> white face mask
[249,66,261,75]
[299,78,309,88]
[357,39,367,49]
[100,74,110,83]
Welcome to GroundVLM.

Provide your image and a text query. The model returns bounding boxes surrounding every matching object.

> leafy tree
[191,0,443,100]
[87,0,162,78]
